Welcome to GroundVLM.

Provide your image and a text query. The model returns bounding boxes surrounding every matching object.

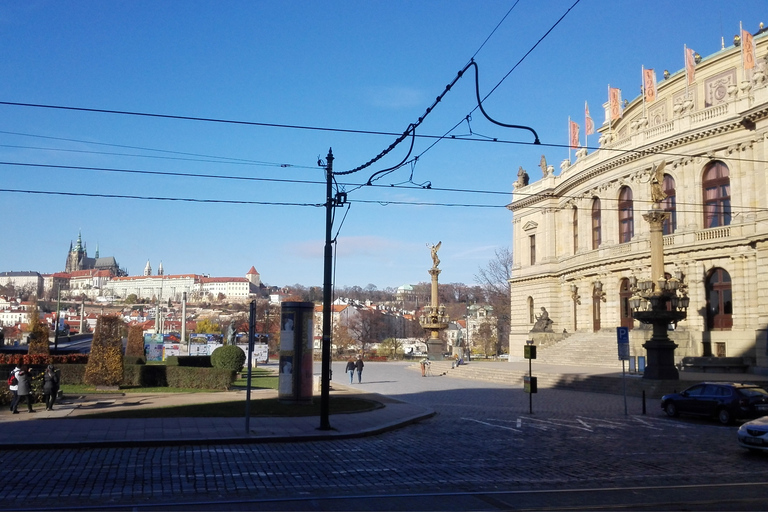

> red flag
[685,46,696,85]
[609,87,622,121]
[585,102,595,135]
[742,29,755,70]
[569,120,580,149]
[644,68,657,103]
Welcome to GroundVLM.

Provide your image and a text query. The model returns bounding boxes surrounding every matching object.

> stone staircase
[415,360,682,398]
[534,331,625,369]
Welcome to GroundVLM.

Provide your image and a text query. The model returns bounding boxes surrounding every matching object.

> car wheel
[665,402,679,417]
[717,408,733,425]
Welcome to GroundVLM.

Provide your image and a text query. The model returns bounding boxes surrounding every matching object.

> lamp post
[630,204,689,380]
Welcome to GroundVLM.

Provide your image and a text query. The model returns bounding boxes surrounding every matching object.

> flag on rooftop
[643,68,657,103]
[569,119,580,149]
[742,26,755,70]
[585,102,595,135]
[685,45,696,85]
[609,87,622,121]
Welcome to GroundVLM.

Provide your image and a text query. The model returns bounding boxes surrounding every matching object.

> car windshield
[738,387,768,397]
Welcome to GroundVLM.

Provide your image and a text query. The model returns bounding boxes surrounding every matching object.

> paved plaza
[1,361,767,510]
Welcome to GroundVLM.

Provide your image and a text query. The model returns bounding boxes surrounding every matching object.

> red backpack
[7,372,18,386]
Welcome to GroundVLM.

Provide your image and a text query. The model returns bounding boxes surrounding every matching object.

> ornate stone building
[508,27,768,373]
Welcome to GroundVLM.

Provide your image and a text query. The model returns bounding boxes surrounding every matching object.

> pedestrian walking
[354,355,364,384]
[420,357,428,377]
[345,358,356,384]
[43,364,60,411]
[13,366,35,414]
[8,365,20,412]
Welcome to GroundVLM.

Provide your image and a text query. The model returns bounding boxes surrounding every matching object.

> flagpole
[684,45,689,96]
[642,65,646,119]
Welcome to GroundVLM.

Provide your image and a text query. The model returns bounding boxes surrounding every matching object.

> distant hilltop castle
[64,232,127,277]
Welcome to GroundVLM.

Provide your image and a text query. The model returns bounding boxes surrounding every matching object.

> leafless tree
[474,247,513,354]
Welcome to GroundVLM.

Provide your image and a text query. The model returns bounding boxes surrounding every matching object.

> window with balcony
[618,186,634,243]
[703,161,731,228]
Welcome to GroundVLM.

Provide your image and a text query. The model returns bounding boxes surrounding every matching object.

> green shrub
[211,345,246,372]
[166,366,234,389]
[174,356,212,367]
[125,325,145,358]
[123,356,145,365]
[84,315,124,386]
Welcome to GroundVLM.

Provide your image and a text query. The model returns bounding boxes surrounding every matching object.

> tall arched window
[706,268,732,330]
[618,187,634,243]
[572,206,579,254]
[527,297,535,324]
[662,174,677,235]
[591,198,601,250]
[703,161,731,228]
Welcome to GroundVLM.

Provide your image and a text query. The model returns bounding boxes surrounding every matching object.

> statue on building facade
[531,307,554,332]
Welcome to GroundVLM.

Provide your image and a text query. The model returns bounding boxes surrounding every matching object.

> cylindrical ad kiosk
[278,301,314,403]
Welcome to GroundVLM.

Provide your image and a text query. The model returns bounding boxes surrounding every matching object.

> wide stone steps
[534,332,626,369]
[416,360,681,398]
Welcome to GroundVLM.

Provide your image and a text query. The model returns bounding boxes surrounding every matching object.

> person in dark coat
[354,355,364,384]
[345,358,355,384]
[13,366,35,414]
[43,365,60,411]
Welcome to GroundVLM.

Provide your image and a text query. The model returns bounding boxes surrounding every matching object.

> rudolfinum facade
[508,26,768,373]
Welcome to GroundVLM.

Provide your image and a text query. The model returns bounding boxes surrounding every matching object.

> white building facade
[508,28,768,373]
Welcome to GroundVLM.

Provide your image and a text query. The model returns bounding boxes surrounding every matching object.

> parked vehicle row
[661,382,768,425]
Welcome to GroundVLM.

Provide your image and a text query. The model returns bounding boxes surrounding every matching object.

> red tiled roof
[247,266,259,275]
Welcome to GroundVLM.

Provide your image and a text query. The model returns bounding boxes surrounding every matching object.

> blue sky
[0,1,765,289]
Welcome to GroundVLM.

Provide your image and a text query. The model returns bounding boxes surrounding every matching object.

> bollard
[642,390,646,415]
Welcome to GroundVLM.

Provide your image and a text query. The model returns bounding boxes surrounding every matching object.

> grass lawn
[60,368,278,395]
[61,367,379,418]
[73,396,381,419]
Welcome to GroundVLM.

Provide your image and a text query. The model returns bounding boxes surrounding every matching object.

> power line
[0,129,315,168]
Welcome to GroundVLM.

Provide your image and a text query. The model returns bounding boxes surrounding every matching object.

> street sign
[616,326,630,361]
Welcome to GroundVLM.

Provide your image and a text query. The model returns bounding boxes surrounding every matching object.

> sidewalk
[0,385,435,450]
[3,360,766,450]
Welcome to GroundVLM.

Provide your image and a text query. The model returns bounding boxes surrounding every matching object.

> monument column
[420,242,448,360]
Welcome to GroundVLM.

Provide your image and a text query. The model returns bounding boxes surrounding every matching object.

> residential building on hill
[508,25,768,372]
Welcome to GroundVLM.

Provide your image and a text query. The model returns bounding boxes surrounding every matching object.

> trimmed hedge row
[165,355,212,367]
[0,363,235,405]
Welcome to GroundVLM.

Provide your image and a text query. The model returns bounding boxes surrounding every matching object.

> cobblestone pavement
[1,362,766,510]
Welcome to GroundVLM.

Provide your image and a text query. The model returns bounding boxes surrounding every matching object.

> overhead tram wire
[0,129,315,168]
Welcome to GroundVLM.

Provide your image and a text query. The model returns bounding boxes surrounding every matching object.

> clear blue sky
[0,1,764,289]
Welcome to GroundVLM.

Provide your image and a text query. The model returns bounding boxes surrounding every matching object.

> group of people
[8,364,60,414]
[345,355,365,384]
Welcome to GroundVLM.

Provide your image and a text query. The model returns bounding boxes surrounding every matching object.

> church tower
[65,232,87,273]
[144,260,152,276]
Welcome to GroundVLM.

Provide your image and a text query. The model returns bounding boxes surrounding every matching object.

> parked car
[738,416,768,452]
[661,382,768,425]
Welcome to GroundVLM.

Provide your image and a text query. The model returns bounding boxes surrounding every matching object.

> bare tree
[474,247,512,355]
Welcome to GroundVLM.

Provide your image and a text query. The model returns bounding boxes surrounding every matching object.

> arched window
[572,206,578,254]
[618,187,634,243]
[706,268,732,331]
[527,297,535,324]
[591,198,601,250]
[703,161,731,228]
[662,174,677,235]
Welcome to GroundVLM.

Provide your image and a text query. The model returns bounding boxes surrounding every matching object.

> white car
[738,416,768,452]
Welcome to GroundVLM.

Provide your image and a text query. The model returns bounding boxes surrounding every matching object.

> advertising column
[278,301,314,403]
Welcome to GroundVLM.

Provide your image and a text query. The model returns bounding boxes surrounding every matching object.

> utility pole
[53,285,61,352]
[320,148,334,431]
